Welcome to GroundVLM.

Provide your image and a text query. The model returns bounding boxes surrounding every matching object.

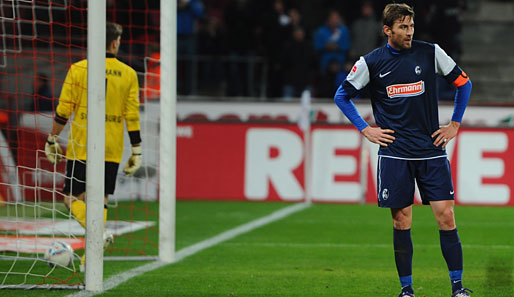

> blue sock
[400,276,413,293]
[394,228,413,292]
[450,270,463,292]
[440,229,463,292]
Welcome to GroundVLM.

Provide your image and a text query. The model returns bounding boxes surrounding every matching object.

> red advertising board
[11,120,514,206]
[177,123,306,201]
[177,123,514,206]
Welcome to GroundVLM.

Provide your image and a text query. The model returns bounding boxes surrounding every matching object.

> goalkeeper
[45,22,142,253]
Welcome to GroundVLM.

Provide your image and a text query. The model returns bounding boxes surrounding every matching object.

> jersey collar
[386,42,412,55]
[106,53,116,58]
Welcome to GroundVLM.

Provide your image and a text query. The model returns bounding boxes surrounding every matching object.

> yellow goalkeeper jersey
[56,56,140,163]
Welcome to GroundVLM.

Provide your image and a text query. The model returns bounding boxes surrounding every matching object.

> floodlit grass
[0,200,289,296]
[0,202,69,218]
[1,202,514,296]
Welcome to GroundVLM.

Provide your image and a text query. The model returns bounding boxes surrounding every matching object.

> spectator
[429,0,465,62]
[177,0,205,95]
[31,73,54,112]
[197,15,224,56]
[284,8,306,41]
[197,15,225,94]
[350,1,383,60]
[336,61,354,87]
[281,27,317,99]
[316,59,349,98]
[223,0,257,96]
[261,0,292,98]
[313,10,350,73]
[428,0,466,101]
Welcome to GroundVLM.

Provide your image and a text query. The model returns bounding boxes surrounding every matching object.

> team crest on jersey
[386,80,425,98]
[415,66,422,75]
[382,188,389,200]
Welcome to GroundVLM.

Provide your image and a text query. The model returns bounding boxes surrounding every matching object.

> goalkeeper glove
[45,135,63,164]
[123,146,142,176]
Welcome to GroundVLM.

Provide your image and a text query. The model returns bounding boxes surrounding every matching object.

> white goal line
[66,202,310,297]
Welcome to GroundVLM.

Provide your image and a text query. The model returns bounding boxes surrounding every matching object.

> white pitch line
[66,202,310,297]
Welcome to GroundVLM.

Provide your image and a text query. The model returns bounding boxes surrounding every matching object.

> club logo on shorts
[415,65,422,75]
[382,188,389,200]
[386,81,425,98]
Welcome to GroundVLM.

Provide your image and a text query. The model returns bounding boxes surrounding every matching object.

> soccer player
[334,4,472,297]
[45,23,142,269]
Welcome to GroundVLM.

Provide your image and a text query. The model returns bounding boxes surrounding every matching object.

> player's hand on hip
[432,121,460,149]
[123,145,142,176]
[361,126,395,146]
[45,135,63,164]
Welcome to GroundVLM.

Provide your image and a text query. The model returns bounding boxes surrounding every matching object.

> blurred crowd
[2,0,467,110]
[172,0,467,99]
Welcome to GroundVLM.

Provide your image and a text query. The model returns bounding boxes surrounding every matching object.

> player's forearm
[451,80,472,123]
[51,121,65,136]
[334,85,369,132]
[128,130,142,146]
[51,108,69,136]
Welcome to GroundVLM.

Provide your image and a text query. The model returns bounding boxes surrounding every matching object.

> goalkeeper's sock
[104,204,108,226]
[71,200,87,228]
[394,228,413,292]
[439,229,463,292]
[103,204,114,249]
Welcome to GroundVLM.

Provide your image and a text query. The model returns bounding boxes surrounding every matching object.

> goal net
[0,0,163,289]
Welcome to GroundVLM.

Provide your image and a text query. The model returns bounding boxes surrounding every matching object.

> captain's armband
[452,71,469,88]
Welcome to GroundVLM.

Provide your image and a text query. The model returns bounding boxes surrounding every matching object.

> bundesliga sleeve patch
[346,56,370,90]
[386,81,425,98]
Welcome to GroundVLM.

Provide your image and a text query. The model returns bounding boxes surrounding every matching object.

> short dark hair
[382,3,415,27]
[106,22,123,49]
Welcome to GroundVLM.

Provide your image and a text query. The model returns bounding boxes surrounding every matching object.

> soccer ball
[44,241,73,268]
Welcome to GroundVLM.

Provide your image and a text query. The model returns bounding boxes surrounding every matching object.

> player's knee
[63,196,72,209]
[392,216,411,229]
[391,210,411,229]
[442,207,455,221]
[437,208,456,229]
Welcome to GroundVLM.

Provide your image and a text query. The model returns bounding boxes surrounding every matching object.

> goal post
[85,0,106,292]
[0,0,173,290]
[158,0,177,263]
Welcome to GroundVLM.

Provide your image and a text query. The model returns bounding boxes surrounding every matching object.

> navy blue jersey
[342,41,464,159]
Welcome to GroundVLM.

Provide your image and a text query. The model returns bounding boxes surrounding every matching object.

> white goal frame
[84,0,176,291]
[85,0,106,291]
[0,0,176,291]
[158,0,176,265]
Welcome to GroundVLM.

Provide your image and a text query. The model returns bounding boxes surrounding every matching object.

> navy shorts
[377,156,454,208]
[63,160,120,196]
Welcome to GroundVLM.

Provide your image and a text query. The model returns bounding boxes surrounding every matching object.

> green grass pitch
[1,201,514,296]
